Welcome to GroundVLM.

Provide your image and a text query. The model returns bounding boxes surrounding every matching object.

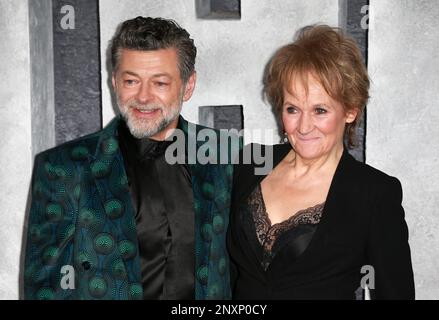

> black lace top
[247,184,324,270]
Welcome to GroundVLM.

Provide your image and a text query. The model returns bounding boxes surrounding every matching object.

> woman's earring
[283,132,289,143]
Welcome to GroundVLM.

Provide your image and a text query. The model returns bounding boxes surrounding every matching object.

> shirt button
[82,261,91,270]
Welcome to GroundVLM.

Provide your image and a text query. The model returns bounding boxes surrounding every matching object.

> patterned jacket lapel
[180,117,236,299]
[79,116,143,299]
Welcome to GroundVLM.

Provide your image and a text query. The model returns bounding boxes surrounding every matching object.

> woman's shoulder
[232,143,291,199]
[344,151,402,192]
[235,143,290,174]
[238,143,291,165]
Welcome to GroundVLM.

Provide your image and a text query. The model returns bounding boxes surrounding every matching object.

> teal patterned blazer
[24,116,240,300]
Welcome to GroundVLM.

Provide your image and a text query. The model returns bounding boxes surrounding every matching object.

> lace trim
[247,184,324,254]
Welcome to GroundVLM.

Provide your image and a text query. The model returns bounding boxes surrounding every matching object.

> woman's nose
[298,113,314,135]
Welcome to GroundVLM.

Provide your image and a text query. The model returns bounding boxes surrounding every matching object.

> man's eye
[156,82,169,87]
[124,79,137,85]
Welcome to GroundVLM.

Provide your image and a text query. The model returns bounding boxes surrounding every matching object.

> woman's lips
[296,136,320,142]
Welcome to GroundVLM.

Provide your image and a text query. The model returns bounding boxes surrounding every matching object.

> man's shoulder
[180,118,243,159]
[35,125,111,164]
[182,118,242,139]
[37,116,121,160]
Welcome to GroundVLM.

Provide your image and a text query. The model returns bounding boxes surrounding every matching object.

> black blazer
[227,143,415,299]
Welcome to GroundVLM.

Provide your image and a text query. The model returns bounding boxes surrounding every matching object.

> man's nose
[136,82,153,104]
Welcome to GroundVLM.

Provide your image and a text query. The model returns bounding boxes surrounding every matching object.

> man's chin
[126,117,174,139]
[127,124,161,139]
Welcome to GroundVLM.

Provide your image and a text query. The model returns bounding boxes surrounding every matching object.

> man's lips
[131,108,160,117]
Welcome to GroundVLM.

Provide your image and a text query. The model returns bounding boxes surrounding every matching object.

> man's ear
[345,107,359,124]
[112,73,117,90]
[182,71,197,102]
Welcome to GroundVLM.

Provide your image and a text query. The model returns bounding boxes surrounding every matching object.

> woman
[227,25,415,299]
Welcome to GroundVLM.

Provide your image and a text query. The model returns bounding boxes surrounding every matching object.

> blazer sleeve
[23,153,75,300]
[367,176,415,299]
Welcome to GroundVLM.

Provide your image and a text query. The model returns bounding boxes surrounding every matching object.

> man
[24,16,238,300]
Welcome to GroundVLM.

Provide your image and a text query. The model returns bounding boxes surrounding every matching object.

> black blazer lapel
[301,149,357,253]
[230,143,293,279]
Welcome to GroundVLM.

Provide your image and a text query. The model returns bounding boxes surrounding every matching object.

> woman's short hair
[264,25,370,148]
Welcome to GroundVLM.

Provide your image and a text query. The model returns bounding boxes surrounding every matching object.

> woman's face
[282,74,357,161]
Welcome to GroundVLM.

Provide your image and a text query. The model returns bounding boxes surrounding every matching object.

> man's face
[112,48,196,140]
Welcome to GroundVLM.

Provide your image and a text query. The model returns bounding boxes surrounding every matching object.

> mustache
[124,101,164,112]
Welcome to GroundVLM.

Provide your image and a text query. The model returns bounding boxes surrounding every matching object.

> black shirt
[118,121,195,299]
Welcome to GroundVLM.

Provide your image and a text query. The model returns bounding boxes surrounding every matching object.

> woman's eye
[285,106,297,114]
[315,107,327,114]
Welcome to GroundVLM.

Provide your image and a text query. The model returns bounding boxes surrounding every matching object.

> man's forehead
[116,48,180,75]
[118,47,178,60]
[121,70,172,78]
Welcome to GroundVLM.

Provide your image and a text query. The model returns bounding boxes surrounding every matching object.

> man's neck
[149,117,180,141]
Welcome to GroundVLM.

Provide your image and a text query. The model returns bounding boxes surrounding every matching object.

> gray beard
[121,110,178,139]
[116,87,185,139]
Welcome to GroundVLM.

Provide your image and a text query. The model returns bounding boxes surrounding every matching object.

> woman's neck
[285,143,344,179]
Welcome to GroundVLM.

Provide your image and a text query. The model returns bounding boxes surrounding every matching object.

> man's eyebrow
[121,71,140,77]
[151,73,172,79]
[120,71,172,79]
